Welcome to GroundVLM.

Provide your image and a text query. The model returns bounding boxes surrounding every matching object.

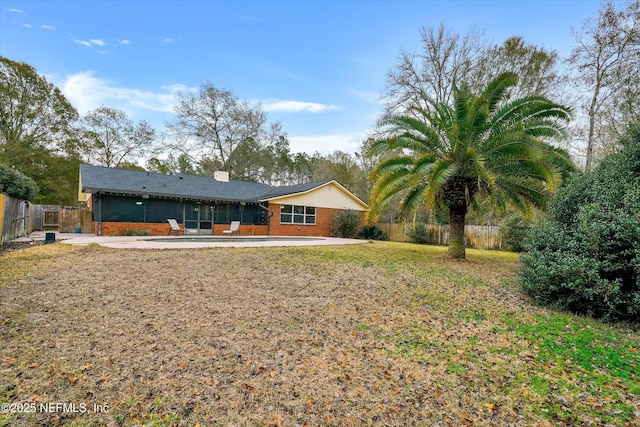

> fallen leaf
[27,394,42,403]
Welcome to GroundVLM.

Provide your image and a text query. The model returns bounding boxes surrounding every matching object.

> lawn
[0,242,638,426]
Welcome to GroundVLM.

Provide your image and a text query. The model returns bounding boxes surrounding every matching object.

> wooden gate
[44,209,60,230]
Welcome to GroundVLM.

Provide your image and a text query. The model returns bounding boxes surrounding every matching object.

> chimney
[214,170,229,182]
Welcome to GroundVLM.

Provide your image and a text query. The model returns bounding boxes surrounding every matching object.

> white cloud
[163,38,175,44]
[53,71,192,117]
[73,39,92,48]
[289,131,368,154]
[262,100,341,113]
[72,38,109,49]
[120,39,131,45]
[9,8,25,13]
[42,25,56,30]
[22,23,31,28]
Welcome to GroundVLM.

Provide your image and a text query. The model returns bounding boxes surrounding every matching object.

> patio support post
[96,192,102,236]
[211,206,216,236]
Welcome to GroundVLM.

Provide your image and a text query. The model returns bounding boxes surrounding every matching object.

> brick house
[79,164,367,236]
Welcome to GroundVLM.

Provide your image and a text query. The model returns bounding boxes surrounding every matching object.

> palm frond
[480,71,518,112]
[367,168,411,222]
[398,180,429,220]
[495,175,550,208]
[423,160,457,208]
[369,155,414,181]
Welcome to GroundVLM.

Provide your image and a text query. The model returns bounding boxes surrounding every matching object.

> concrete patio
[12,231,367,249]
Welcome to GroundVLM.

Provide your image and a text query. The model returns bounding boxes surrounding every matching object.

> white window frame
[280,204,316,225]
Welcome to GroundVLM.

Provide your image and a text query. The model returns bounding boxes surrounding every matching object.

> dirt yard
[0,242,638,426]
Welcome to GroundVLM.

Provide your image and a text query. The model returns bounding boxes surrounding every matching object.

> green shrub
[0,165,38,201]
[519,122,640,322]
[357,224,387,241]
[499,213,532,252]
[331,209,361,238]
[407,223,428,244]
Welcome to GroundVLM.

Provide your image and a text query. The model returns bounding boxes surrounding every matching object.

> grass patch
[0,241,637,426]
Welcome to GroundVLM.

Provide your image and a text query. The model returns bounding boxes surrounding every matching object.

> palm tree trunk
[448,204,467,259]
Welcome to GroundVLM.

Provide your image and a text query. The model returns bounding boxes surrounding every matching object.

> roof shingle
[80,164,333,203]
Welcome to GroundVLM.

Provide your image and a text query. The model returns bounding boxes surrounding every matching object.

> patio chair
[222,220,240,236]
[167,218,183,235]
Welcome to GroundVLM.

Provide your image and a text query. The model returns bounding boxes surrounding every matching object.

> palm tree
[367,72,575,259]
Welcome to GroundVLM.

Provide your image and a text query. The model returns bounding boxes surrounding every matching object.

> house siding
[265,181,367,211]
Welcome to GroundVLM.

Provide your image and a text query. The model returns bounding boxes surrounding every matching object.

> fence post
[0,194,4,245]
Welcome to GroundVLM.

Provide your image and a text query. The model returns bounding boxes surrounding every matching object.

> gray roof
[262,180,333,199]
[80,164,333,203]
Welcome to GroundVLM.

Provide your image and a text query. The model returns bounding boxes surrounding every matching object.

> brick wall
[267,203,364,237]
[92,222,268,236]
[212,225,267,236]
[95,222,172,236]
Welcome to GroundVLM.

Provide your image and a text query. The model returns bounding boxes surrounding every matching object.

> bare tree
[383,24,487,116]
[383,24,564,122]
[166,82,281,177]
[79,106,155,167]
[568,0,640,170]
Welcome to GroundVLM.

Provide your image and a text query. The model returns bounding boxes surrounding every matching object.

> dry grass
[0,242,638,427]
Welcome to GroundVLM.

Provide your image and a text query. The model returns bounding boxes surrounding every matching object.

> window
[280,205,316,224]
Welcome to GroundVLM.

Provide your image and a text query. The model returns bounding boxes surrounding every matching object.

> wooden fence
[1,194,29,244]
[376,223,503,250]
[1,194,92,244]
[30,204,92,233]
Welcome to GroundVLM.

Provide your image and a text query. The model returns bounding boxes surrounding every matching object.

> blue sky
[1,0,603,155]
